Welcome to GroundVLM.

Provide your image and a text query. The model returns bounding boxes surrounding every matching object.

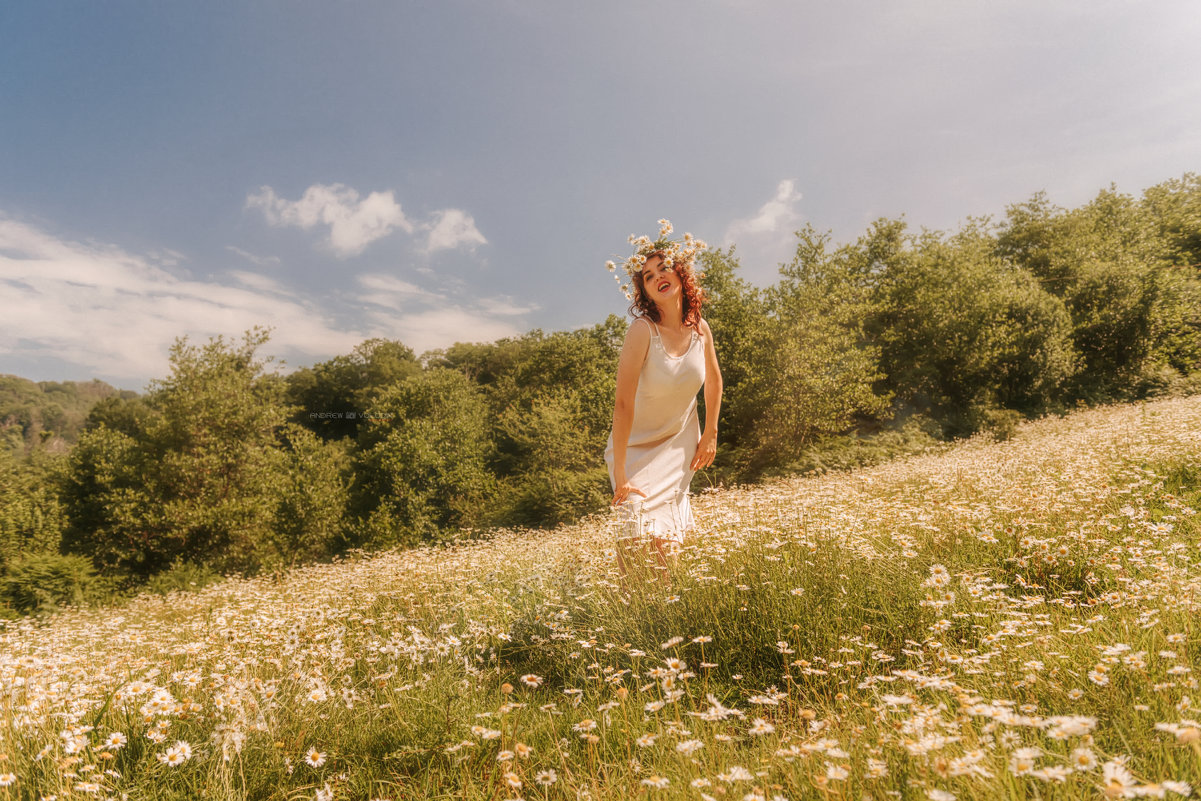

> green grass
[2,396,1201,799]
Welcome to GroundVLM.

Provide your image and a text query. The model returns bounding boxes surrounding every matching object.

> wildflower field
[3,396,1201,801]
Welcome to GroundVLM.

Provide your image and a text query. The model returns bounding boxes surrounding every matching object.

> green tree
[352,368,496,546]
[287,338,421,440]
[873,220,1077,432]
[729,228,890,476]
[62,329,310,578]
[997,184,1201,398]
[0,449,66,575]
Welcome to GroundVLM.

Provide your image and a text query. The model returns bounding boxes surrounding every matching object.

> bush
[2,552,115,616]
[143,559,224,596]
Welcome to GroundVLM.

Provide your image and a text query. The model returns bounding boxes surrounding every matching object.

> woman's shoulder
[625,316,654,343]
[630,316,656,335]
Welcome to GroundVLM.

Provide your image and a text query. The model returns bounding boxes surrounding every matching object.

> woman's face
[639,255,680,303]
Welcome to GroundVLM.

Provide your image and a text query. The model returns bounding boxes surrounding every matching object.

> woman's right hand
[612,480,647,507]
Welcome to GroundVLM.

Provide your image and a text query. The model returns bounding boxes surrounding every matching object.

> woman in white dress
[604,221,723,582]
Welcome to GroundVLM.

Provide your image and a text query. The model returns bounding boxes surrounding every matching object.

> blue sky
[2,1,1199,390]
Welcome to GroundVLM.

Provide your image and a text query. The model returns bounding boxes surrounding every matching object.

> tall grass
[2,396,1200,799]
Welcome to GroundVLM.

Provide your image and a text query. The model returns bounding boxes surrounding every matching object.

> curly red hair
[627,251,706,328]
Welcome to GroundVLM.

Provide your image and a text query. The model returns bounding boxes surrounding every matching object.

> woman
[603,220,723,580]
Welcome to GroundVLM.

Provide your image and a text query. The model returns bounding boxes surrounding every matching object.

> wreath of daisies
[606,219,709,300]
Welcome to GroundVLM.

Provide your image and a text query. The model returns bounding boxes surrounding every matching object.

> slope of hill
[1,396,1199,799]
[0,374,135,456]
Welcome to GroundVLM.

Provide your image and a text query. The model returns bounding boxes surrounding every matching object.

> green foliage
[141,558,224,596]
[286,338,420,440]
[737,227,890,475]
[0,449,66,573]
[352,368,497,547]
[62,328,316,579]
[484,324,621,525]
[0,374,131,457]
[784,414,944,476]
[997,179,1201,399]
[2,551,114,616]
[84,394,153,438]
[272,424,352,564]
[873,219,1077,433]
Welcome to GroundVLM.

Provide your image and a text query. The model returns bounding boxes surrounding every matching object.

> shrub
[2,552,115,616]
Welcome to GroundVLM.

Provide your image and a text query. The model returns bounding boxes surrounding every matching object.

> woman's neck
[654,298,685,330]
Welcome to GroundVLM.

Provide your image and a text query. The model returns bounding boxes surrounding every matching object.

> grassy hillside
[1,396,1200,799]
[0,374,133,457]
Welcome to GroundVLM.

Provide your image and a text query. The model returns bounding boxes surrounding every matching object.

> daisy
[1102,760,1137,796]
[641,776,669,789]
[102,732,128,750]
[520,674,542,689]
[305,747,327,768]
[825,763,850,781]
[1071,747,1098,771]
[535,769,557,786]
[748,718,775,735]
[1010,747,1040,776]
[157,740,193,767]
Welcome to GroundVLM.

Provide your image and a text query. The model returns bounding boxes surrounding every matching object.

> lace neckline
[653,327,699,360]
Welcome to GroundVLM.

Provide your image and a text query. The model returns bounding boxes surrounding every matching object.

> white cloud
[225,245,281,267]
[725,179,803,240]
[354,273,532,352]
[723,179,806,284]
[0,216,530,386]
[0,217,361,384]
[423,208,487,253]
[246,182,488,259]
[246,183,413,258]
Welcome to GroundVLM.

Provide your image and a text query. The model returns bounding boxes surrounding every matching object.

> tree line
[2,175,1199,615]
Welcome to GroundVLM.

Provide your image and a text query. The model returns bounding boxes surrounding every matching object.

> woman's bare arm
[691,318,723,470]
[611,318,651,502]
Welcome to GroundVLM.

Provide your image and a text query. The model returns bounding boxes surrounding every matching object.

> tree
[873,220,1077,432]
[62,328,317,578]
[287,338,421,440]
[0,449,66,575]
[352,368,497,546]
[727,228,889,475]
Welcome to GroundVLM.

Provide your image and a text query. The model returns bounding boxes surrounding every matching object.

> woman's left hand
[691,430,717,471]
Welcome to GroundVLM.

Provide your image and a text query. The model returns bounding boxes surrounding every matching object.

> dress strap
[643,318,660,338]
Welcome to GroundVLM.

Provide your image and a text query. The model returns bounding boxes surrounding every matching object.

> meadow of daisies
[2,396,1201,800]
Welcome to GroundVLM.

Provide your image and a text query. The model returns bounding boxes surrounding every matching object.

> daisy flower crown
[606,219,709,300]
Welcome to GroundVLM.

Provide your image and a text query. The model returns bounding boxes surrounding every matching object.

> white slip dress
[604,317,706,543]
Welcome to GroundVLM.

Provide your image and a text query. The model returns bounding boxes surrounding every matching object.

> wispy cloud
[225,245,281,267]
[725,179,803,240]
[246,182,488,258]
[246,183,413,258]
[0,215,531,384]
[0,216,364,385]
[354,272,533,353]
[723,180,805,283]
